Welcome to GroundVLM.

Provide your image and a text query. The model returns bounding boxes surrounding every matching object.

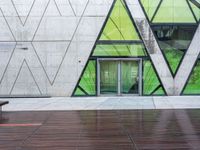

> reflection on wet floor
[0,109,200,150]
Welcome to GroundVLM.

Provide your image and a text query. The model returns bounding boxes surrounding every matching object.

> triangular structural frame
[72,0,166,96]
[140,0,161,21]
[153,24,198,76]
[99,0,140,41]
[188,0,200,21]
[152,0,197,23]
[151,27,198,77]
[140,0,200,76]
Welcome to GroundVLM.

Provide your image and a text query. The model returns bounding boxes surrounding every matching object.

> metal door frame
[97,58,142,96]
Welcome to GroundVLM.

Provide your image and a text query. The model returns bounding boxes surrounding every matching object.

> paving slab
[1,96,200,111]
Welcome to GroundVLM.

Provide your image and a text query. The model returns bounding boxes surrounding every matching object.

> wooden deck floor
[0,110,200,150]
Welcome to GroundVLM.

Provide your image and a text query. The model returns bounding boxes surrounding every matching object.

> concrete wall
[0,0,199,97]
[0,0,113,97]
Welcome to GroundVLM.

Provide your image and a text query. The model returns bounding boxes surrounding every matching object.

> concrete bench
[0,101,9,117]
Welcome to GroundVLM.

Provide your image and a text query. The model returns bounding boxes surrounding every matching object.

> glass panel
[153,0,196,23]
[183,60,200,94]
[74,87,85,96]
[100,61,118,94]
[161,48,183,74]
[152,25,197,74]
[140,0,161,20]
[121,61,139,94]
[73,60,96,96]
[92,44,147,57]
[100,0,140,40]
[189,1,200,21]
[153,86,165,95]
[143,60,165,95]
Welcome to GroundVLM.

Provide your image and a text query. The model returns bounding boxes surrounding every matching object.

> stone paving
[2,96,200,111]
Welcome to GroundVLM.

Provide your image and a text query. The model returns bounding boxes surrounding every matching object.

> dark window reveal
[152,25,197,51]
[151,25,197,75]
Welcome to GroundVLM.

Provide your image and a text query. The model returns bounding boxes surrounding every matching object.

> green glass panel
[189,1,200,21]
[164,48,183,74]
[140,0,161,20]
[153,87,165,95]
[92,44,147,57]
[121,61,139,94]
[74,60,96,96]
[143,60,165,95]
[100,0,140,40]
[74,88,85,96]
[153,0,196,23]
[183,61,200,94]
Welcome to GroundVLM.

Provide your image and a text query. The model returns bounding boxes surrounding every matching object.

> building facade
[0,0,199,97]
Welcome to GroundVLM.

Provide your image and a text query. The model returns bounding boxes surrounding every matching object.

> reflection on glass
[121,61,139,94]
[183,60,200,94]
[152,25,196,51]
[100,61,118,94]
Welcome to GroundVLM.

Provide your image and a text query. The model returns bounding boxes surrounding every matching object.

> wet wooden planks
[0,110,200,149]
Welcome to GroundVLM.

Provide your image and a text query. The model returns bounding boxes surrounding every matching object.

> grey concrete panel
[0,0,51,41]
[0,42,49,95]
[10,60,42,95]
[0,16,15,41]
[0,42,16,80]
[0,0,113,97]
[32,42,70,83]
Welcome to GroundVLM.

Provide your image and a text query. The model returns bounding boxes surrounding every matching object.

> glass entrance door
[121,61,139,94]
[100,61,118,94]
[98,59,141,96]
